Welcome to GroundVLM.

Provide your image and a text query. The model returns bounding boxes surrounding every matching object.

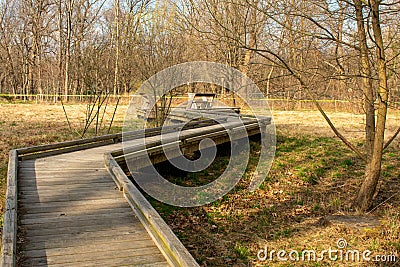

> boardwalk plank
[21,224,143,238]
[19,201,128,215]
[23,227,148,244]
[24,250,167,266]
[20,206,131,220]
[20,209,134,224]
[18,177,113,186]
[18,172,109,179]
[19,191,119,202]
[22,233,153,251]
[19,183,115,193]
[18,195,123,207]
[20,213,135,230]
[19,187,117,195]
[23,239,157,258]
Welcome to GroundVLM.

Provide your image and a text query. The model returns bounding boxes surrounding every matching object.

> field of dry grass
[0,103,399,266]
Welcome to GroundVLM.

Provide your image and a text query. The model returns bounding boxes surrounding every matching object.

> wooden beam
[17,134,121,155]
[1,150,18,267]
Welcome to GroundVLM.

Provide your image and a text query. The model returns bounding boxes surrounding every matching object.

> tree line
[1,0,399,104]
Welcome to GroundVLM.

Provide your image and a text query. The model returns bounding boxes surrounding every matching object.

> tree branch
[245,46,367,162]
[384,126,400,150]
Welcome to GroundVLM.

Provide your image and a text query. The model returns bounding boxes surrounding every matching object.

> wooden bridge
[1,116,269,267]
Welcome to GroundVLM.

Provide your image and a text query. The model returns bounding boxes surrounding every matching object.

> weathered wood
[114,125,263,171]
[19,198,125,210]
[23,239,158,258]
[20,183,117,197]
[25,252,168,267]
[19,184,115,194]
[19,140,114,160]
[20,214,135,231]
[19,167,107,173]
[18,182,111,192]
[112,120,262,168]
[19,172,110,180]
[16,120,217,160]
[18,191,122,204]
[20,210,135,225]
[18,200,127,216]
[23,226,147,244]
[18,176,113,187]
[109,119,221,158]
[19,197,124,208]
[113,138,168,159]
[184,122,259,143]
[20,206,131,220]
[116,119,261,159]
[19,167,106,171]
[21,223,143,238]
[104,153,123,190]
[1,150,18,267]
[121,141,181,161]
[23,233,153,251]
[46,257,168,267]
[16,134,121,155]
[106,155,199,267]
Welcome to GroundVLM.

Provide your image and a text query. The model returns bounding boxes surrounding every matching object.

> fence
[0,93,133,104]
[1,93,399,113]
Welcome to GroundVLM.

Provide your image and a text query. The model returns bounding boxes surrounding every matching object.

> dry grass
[272,109,400,141]
[0,103,399,266]
[0,103,128,217]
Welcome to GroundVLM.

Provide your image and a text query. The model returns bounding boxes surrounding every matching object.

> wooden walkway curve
[1,117,269,267]
[18,143,170,266]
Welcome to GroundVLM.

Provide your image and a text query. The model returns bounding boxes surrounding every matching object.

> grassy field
[0,103,399,266]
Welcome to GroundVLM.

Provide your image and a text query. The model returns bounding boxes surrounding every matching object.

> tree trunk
[64,0,73,102]
[354,0,388,211]
[113,0,120,96]
[57,0,63,102]
[354,0,375,160]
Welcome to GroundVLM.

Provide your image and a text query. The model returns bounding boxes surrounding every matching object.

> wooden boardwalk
[2,117,269,267]
[18,143,170,266]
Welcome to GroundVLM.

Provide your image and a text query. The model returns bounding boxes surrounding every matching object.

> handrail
[17,119,220,160]
[1,150,18,267]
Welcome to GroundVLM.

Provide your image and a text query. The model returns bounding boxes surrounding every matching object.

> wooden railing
[1,150,18,267]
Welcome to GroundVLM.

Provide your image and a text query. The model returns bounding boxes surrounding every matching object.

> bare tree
[184,0,400,211]
[113,0,120,96]
[251,0,398,211]
[132,0,186,126]
[64,0,74,101]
